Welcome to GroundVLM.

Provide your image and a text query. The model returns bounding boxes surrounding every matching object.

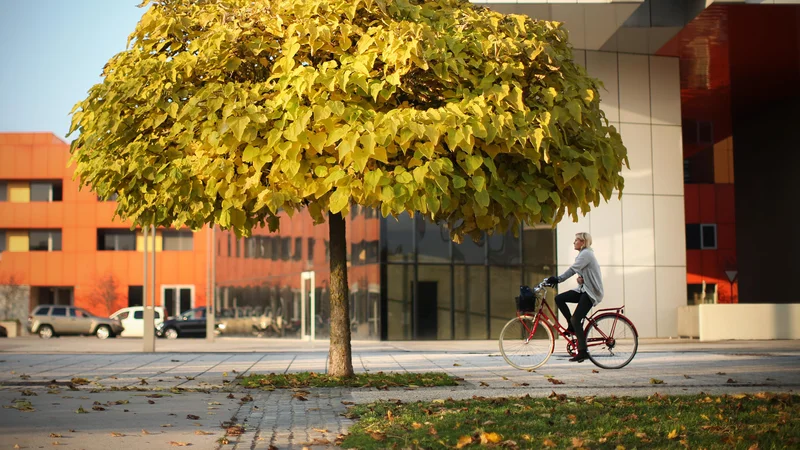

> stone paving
[0,339,799,449]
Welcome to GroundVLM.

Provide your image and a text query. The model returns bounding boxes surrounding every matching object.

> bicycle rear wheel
[585,314,638,369]
[499,316,554,370]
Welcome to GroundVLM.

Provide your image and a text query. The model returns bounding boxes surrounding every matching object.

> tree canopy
[69,0,627,241]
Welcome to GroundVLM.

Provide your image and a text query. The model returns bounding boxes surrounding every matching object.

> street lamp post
[143,226,155,352]
[206,225,216,342]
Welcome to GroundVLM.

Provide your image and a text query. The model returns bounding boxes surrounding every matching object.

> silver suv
[27,305,124,339]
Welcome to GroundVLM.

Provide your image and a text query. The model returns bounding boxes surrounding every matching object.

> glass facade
[213,208,556,340]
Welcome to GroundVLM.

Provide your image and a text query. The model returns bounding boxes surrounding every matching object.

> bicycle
[499,280,639,370]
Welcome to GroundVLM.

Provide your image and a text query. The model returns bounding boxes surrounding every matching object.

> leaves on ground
[341,393,800,449]
[4,400,35,412]
[169,442,191,446]
[75,406,87,414]
[240,371,457,390]
[650,378,665,385]
[70,378,89,385]
[186,414,200,420]
[225,425,245,436]
[194,430,214,435]
[110,432,125,437]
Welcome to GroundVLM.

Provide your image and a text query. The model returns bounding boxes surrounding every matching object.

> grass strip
[342,392,798,449]
[239,371,458,390]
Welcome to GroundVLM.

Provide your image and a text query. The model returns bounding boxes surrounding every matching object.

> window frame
[162,230,194,251]
[29,229,62,251]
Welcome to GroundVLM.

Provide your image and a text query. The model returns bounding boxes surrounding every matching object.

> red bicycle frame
[517,302,631,348]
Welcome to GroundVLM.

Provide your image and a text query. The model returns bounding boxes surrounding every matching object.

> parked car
[156,307,221,339]
[27,305,124,339]
[110,306,166,338]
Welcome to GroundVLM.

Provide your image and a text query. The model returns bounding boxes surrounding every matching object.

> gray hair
[575,232,592,249]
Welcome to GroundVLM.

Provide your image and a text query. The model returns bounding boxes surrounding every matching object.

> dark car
[156,307,220,339]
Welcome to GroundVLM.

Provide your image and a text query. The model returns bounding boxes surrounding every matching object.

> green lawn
[342,392,798,449]
[239,371,458,390]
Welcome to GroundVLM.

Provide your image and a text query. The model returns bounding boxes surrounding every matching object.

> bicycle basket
[515,286,538,312]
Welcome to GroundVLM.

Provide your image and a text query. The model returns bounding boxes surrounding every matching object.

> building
[2,0,799,339]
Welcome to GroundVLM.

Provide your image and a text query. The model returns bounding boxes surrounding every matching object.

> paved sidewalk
[1,339,798,449]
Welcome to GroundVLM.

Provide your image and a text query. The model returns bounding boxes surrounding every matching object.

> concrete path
[0,338,798,449]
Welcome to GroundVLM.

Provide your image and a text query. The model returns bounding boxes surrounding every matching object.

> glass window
[416,217,451,264]
[0,182,6,201]
[163,230,193,251]
[386,212,413,262]
[453,234,486,265]
[488,228,521,265]
[69,308,77,317]
[417,265,452,339]
[0,230,5,253]
[701,224,717,249]
[227,234,231,257]
[281,237,291,260]
[688,283,717,305]
[117,311,130,320]
[522,226,556,266]
[51,307,67,316]
[454,265,487,339]
[235,238,241,257]
[30,182,52,202]
[29,230,61,251]
[133,311,143,319]
[293,237,302,261]
[75,308,90,318]
[307,238,315,262]
[35,306,50,316]
[98,229,136,251]
[386,264,413,340]
[489,266,522,339]
[154,311,161,319]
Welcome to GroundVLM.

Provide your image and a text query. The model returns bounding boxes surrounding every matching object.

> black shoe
[569,351,590,363]
[565,327,575,335]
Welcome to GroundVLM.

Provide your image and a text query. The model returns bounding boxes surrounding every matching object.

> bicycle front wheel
[499,316,554,370]
[585,314,638,369]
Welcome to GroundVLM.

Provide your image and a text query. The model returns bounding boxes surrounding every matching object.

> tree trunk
[327,211,354,377]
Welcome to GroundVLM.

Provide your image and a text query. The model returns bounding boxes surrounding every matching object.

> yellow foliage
[69,0,626,239]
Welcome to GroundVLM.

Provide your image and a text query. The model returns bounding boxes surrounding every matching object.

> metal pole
[206,225,216,342]
[143,226,155,352]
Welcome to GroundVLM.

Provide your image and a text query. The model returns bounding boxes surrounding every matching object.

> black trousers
[555,290,593,353]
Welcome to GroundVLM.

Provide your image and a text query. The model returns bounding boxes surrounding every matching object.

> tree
[68,0,627,376]
[90,273,121,316]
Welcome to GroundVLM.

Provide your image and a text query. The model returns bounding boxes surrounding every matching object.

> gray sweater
[558,248,604,305]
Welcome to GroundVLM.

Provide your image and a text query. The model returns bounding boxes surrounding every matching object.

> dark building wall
[729,6,800,304]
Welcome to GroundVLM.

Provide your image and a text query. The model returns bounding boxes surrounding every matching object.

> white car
[110,306,166,337]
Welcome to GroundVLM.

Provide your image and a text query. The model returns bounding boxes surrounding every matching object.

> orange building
[0,132,213,321]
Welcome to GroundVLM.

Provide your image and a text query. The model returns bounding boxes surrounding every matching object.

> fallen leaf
[572,437,585,447]
[110,432,125,437]
[226,425,245,436]
[453,363,461,366]
[542,438,557,447]
[161,424,173,428]
[716,372,726,375]
[369,432,386,441]
[21,390,37,396]
[341,401,354,405]
[148,400,156,404]
[726,378,737,383]
[456,435,473,448]
[312,428,328,433]
[428,426,437,436]
[195,431,214,435]
[650,378,664,385]
[592,370,599,374]
[49,433,62,438]
[142,429,154,435]
[684,374,692,379]
[668,429,679,440]
[186,415,200,420]
[240,395,253,403]
[92,406,106,411]
[547,378,565,385]
[480,432,502,444]
[479,381,489,387]
[75,406,87,414]
[169,442,191,447]
[411,422,423,429]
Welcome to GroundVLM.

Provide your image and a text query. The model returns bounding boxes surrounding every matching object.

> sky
[0,1,147,141]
